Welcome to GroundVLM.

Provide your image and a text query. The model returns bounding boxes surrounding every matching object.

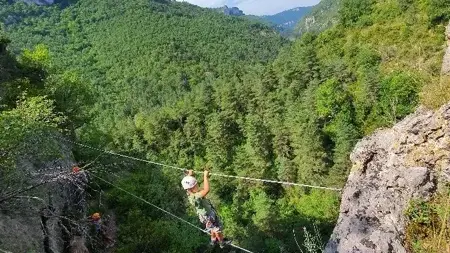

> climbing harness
[59,137,342,192]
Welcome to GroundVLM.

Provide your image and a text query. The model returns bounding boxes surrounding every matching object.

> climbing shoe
[219,238,232,249]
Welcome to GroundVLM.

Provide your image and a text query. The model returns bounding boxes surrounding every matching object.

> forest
[1,0,450,252]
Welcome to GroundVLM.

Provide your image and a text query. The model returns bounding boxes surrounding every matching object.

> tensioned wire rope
[59,137,342,192]
[89,171,254,253]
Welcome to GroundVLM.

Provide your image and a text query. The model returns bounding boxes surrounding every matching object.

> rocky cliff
[0,139,89,253]
[442,21,450,76]
[220,5,244,16]
[326,103,450,253]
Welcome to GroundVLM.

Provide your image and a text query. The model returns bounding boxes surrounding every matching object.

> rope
[0,170,71,204]
[90,172,205,233]
[0,161,96,204]
[229,243,255,253]
[89,172,255,253]
[208,172,342,191]
[293,229,302,252]
[57,137,185,172]
[60,138,342,192]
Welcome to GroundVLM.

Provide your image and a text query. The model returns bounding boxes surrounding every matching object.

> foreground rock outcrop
[0,139,89,253]
[326,103,450,253]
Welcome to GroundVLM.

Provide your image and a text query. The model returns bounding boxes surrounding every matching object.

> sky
[176,0,321,16]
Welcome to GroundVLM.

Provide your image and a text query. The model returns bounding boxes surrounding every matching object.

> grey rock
[442,21,450,75]
[326,103,450,253]
[221,6,244,16]
[0,137,89,252]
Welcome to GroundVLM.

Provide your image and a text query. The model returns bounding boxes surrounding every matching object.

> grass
[405,189,450,253]
[421,75,450,109]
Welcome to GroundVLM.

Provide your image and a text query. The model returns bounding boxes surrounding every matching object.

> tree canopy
[1,0,449,252]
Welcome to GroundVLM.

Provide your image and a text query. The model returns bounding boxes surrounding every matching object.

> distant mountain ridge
[7,0,76,7]
[217,5,314,36]
[217,5,244,16]
[261,6,314,31]
[8,1,314,37]
[7,0,54,4]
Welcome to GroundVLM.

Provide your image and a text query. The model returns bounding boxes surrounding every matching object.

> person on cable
[182,169,231,248]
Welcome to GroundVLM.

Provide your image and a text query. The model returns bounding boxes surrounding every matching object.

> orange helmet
[72,166,81,173]
[92,212,101,220]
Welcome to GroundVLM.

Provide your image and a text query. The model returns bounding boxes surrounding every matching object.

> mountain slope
[216,6,314,36]
[1,0,450,252]
[261,6,313,32]
[1,0,285,103]
[296,0,340,35]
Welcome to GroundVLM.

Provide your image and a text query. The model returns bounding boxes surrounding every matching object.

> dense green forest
[1,0,450,252]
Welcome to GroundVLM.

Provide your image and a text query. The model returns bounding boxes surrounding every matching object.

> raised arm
[197,170,210,198]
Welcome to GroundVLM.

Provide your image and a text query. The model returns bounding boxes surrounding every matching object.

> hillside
[296,0,340,35]
[217,5,314,36]
[1,0,450,252]
[261,6,314,32]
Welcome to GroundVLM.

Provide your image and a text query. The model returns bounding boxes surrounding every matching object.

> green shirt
[188,192,214,219]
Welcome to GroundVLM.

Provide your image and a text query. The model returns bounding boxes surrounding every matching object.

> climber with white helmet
[182,168,231,248]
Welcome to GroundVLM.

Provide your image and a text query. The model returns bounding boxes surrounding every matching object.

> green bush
[428,0,450,25]
[405,191,450,253]
[339,0,375,27]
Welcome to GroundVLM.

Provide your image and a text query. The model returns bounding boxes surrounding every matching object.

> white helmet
[181,176,197,190]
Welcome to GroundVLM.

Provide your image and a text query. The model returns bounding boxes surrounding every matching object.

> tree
[428,0,450,25]
[339,0,375,27]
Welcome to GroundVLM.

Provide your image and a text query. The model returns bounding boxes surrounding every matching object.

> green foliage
[405,191,450,253]
[300,225,325,253]
[0,35,68,192]
[428,0,450,25]
[377,72,421,121]
[339,0,375,27]
[0,96,63,171]
[244,189,278,233]
[103,168,206,253]
[20,44,50,68]
[422,76,450,109]
[1,0,449,251]
[315,79,348,119]
[295,0,341,35]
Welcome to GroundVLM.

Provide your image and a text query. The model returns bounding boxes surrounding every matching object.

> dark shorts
[200,211,222,233]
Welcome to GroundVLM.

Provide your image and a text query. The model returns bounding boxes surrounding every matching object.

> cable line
[89,171,255,253]
[90,172,205,233]
[60,138,342,192]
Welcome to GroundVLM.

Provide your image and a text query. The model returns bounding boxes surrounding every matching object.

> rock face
[0,139,88,253]
[442,22,450,76]
[326,103,450,253]
[221,6,244,16]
